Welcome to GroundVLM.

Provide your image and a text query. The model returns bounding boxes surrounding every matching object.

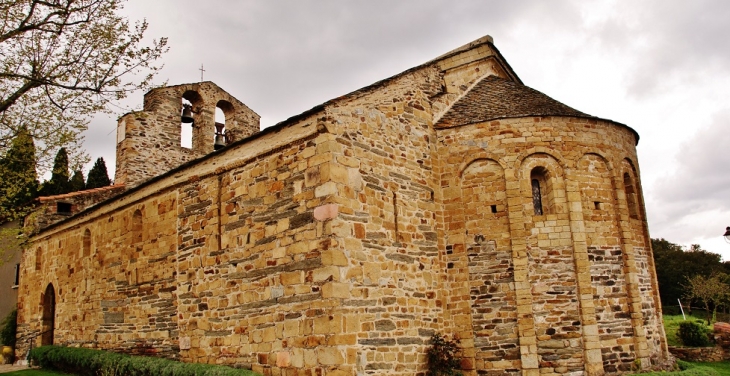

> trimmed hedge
[678,321,712,347]
[29,346,260,376]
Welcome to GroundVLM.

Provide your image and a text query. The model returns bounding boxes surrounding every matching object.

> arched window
[530,167,552,215]
[180,98,194,148]
[180,91,203,149]
[215,106,225,126]
[623,172,639,219]
[215,100,234,149]
[83,229,91,257]
[532,178,543,215]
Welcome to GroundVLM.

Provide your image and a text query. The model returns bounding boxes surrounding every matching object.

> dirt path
[0,364,30,374]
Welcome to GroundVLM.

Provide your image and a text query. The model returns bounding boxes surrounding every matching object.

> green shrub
[677,360,693,370]
[0,309,17,347]
[678,320,712,347]
[29,346,260,376]
[426,333,463,376]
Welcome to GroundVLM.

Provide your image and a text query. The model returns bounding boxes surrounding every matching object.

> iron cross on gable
[199,64,206,81]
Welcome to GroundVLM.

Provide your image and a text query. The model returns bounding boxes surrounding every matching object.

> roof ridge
[432,73,504,125]
[37,184,125,202]
[426,35,494,63]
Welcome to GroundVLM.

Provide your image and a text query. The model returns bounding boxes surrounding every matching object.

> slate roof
[435,75,595,128]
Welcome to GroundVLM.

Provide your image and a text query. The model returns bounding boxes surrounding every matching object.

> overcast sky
[80,0,730,259]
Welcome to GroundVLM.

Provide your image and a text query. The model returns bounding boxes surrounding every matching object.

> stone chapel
[16,35,669,375]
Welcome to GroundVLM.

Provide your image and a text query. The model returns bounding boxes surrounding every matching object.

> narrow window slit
[393,191,399,242]
[624,172,639,219]
[531,179,543,215]
[490,205,498,213]
[14,263,20,286]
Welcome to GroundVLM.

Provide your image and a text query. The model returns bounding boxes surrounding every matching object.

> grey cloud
[77,1,730,258]
[620,0,730,96]
[79,0,605,177]
[126,0,567,127]
[652,110,730,224]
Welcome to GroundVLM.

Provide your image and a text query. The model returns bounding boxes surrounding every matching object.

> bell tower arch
[115,82,260,188]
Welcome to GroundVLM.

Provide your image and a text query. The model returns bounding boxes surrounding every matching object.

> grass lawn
[650,311,730,375]
[693,361,730,375]
[627,360,730,375]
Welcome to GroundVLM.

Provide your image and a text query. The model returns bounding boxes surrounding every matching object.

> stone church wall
[321,68,446,374]
[435,116,667,375]
[17,114,350,374]
[16,36,669,376]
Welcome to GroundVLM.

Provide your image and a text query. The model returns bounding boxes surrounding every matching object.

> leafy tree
[0,126,37,265]
[40,148,70,196]
[652,238,724,307]
[69,170,86,192]
[684,273,730,324]
[0,125,38,221]
[86,157,111,189]
[0,0,168,173]
[0,309,17,347]
[426,333,463,376]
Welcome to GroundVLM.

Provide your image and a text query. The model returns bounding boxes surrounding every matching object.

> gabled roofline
[118,81,262,120]
[487,41,523,85]
[424,35,522,85]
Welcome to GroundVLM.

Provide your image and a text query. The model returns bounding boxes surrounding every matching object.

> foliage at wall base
[0,310,16,347]
[426,333,463,376]
[29,346,260,376]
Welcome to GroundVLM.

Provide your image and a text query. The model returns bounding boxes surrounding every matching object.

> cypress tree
[86,157,111,189]
[40,148,71,196]
[0,126,38,221]
[69,170,85,192]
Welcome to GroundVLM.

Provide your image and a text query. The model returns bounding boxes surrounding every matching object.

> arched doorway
[41,283,55,345]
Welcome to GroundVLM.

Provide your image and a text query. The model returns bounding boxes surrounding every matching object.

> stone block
[317,347,344,365]
[315,182,338,197]
[276,351,290,367]
[321,249,347,266]
[322,282,350,299]
[314,204,339,221]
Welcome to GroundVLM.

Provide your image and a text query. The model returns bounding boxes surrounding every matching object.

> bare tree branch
[0,0,168,175]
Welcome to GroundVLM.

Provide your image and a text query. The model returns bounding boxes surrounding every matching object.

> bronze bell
[214,122,226,150]
[181,104,194,123]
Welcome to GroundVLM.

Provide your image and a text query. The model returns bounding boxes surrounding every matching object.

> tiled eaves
[36,184,126,202]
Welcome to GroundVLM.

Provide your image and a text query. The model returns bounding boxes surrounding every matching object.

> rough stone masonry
[16,35,670,375]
